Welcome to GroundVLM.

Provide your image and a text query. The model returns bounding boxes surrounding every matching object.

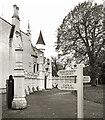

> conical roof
[36,30,45,45]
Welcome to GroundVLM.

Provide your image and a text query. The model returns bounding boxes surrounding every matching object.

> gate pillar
[46,60,52,89]
[12,47,27,109]
[38,53,44,90]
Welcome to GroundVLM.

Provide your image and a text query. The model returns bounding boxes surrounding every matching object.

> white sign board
[57,71,90,91]
[57,69,77,90]
[58,83,77,90]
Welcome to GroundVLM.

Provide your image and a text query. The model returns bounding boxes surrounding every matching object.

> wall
[0,18,12,93]
[22,32,33,73]
[0,17,52,93]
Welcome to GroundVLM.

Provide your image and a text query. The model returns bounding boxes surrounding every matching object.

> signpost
[57,64,83,118]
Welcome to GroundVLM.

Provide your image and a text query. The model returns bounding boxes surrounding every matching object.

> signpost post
[57,64,83,118]
[77,64,83,118]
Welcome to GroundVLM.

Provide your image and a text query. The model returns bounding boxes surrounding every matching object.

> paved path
[2,88,103,119]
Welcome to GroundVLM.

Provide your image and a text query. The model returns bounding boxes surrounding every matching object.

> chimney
[12,4,20,20]
[12,5,20,31]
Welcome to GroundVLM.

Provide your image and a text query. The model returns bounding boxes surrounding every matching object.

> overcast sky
[0,0,102,58]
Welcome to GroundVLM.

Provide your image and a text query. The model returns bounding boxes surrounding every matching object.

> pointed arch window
[34,64,36,73]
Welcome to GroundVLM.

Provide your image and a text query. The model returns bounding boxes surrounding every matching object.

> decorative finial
[27,20,31,35]
[28,20,30,29]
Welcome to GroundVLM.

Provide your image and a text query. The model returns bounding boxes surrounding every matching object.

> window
[34,64,35,73]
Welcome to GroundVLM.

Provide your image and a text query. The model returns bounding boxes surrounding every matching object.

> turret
[36,30,45,51]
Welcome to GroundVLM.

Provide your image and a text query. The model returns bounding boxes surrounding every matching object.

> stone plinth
[12,48,27,109]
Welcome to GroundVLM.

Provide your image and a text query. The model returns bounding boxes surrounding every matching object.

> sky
[0,0,102,58]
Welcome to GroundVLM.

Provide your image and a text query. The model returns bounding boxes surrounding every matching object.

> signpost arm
[77,64,83,119]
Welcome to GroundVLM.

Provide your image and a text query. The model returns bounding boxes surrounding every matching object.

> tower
[36,31,46,90]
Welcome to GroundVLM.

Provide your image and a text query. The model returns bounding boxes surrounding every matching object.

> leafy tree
[51,57,63,76]
[55,1,105,86]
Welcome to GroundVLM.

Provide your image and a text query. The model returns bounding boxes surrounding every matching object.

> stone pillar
[44,59,49,89]
[47,60,52,89]
[12,48,27,109]
[29,72,33,93]
[38,53,44,90]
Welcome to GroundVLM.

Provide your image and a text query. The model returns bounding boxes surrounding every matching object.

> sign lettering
[58,83,77,90]
[57,69,77,77]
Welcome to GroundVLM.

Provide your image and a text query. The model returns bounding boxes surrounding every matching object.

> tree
[51,57,63,76]
[100,62,105,84]
[55,1,105,86]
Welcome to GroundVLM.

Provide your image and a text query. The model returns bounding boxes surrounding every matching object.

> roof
[0,17,15,39]
[0,17,30,38]
[36,30,45,45]
[0,17,12,26]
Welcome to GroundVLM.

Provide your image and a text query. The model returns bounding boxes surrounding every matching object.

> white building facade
[0,4,52,95]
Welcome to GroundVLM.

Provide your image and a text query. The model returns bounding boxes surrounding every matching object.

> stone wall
[22,32,34,73]
[24,71,38,95]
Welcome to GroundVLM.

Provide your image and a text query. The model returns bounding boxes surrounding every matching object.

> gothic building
[0,4,52,95]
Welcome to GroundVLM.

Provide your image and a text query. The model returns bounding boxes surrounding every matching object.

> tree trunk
[88,50,97,86]
[90,64,97,86]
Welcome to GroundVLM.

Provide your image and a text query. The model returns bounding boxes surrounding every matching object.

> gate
[6,75,14,109]
[45,76,47,89]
